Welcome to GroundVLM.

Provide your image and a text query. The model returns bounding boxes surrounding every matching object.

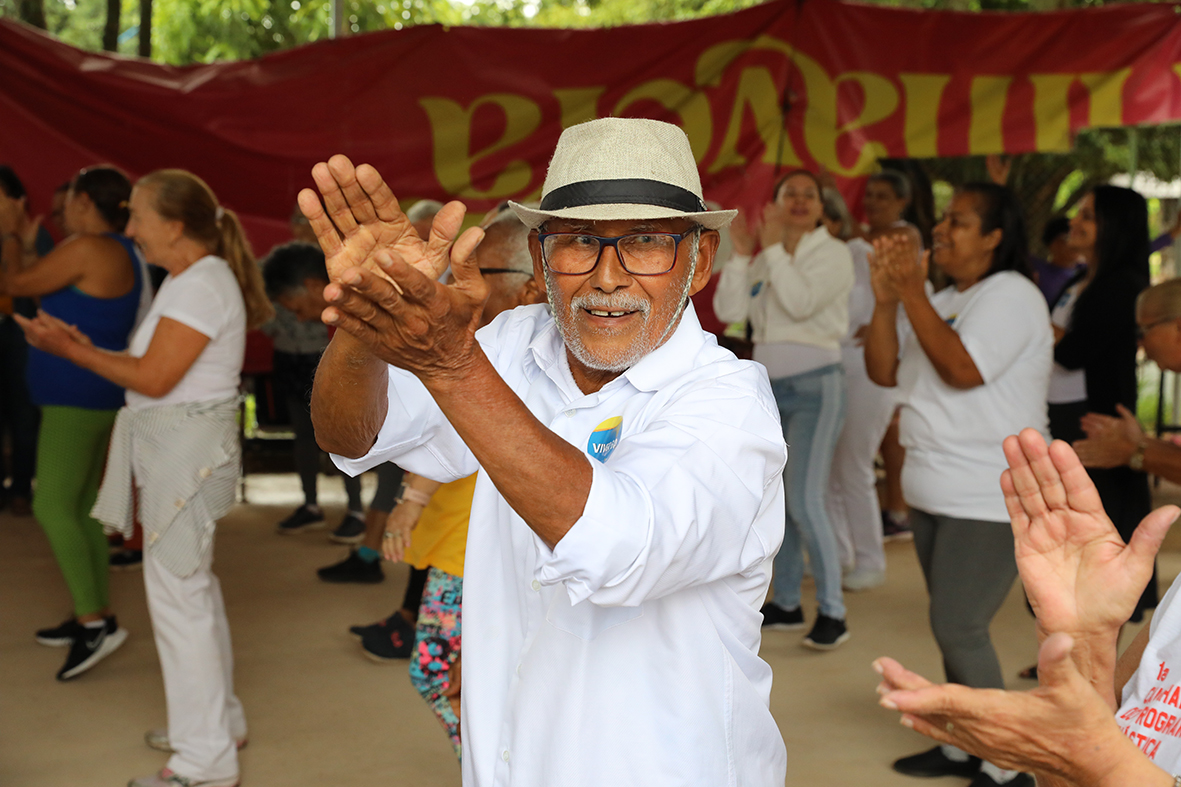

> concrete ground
[3,471,1178,787]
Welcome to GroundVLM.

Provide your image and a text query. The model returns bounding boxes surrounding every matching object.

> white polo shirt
[335,302,788,787]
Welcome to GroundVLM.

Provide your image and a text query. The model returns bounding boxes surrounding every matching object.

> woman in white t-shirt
[19,169,272,787]
[713,169,854,650]
[864,183,1052,787]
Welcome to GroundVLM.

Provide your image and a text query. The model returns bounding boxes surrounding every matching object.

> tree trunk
[138,0,152,58]
[102,0,120,51]
[17,0,46,29]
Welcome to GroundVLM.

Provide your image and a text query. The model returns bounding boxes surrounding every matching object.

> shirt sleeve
[711,253,754,324]
[764,239,854,321]
[534,365,787,608]
[955,276,1050,384]
[157,270,228,340]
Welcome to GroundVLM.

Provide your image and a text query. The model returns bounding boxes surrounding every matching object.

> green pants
[34,405,119,618]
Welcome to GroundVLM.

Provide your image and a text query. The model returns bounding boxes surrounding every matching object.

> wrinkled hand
[13,309,93,358]
[298,154,470,286]
[1001,429,1176,649]
[382,502,422,563]
[1073,405,1142,469]
[321,227,488,384]
[876,633,1144,784]
[730,208,756,257]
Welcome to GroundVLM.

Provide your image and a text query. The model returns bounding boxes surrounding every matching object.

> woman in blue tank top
[0,165,148,681]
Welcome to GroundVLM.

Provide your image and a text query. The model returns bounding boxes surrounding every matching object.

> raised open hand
[871,230,926,300]
[298,154,467,285]
[1001,429,1176,645]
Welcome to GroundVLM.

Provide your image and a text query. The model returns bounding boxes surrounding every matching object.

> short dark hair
[1041,216,1070,247]
[72,166,132,232]
[0,165,27,200]
[262,241,328,299]
[958,182,1031,281]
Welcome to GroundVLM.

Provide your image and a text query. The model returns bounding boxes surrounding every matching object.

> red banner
[2,0,1179,252]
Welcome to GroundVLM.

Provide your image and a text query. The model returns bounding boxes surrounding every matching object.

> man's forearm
[311,330,390,458]
[423,351,592,549]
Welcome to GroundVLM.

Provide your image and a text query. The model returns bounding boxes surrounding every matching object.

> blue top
[27,234,145,410]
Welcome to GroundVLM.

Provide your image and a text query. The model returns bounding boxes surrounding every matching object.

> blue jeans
[770,364,847,620]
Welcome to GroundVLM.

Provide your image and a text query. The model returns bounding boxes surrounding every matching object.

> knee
[929,607,991,656]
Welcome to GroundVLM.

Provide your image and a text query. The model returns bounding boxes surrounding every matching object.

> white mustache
[571,292,651,316]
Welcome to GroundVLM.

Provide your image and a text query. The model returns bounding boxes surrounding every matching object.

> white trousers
[144,541,245,781]
[826,347,897,574]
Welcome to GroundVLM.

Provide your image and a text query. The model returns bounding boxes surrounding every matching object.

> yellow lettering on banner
[1030,68,1131,152]
[968,76,1011,155]
[419,94,541,199]
[1078,68,1131,127]
[708,66,802,174]
[613,79,712,162]
[1030,74,1075,151]
[899,74,949,158]
[554,87,605,130]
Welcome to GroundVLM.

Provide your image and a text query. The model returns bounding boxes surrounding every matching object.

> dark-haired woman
[714,169,854,650]
[1055,186,1155,620]
[19,169,272,787]
[865,184,1051,787]
[1,165,151,681]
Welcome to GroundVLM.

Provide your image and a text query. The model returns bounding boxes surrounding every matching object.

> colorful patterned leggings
[409,566,463,759]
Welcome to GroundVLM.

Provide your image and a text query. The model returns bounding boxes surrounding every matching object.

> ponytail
[139,169,274,328]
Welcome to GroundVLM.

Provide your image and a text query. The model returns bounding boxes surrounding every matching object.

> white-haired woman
[18,169,273,787]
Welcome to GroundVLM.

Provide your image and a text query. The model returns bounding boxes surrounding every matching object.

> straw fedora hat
[509,118,736,231]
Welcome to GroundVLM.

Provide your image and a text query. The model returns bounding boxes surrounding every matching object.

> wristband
[396,484,432,507]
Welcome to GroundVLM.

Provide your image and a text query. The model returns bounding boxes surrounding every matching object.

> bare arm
[310,329,390,458]
[899,288,985,389]
[17,312,209,398]
[863,238,901,387]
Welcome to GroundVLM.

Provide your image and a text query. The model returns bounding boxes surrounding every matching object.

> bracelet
[396,484,432,507]
[1129,441,1147,472]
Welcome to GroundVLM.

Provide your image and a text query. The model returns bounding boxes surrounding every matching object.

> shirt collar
[527,300,709,396]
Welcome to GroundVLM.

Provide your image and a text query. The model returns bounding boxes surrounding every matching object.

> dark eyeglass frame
[478,267,529,276]
[1137,316,1178,339]
[537,230,697,276]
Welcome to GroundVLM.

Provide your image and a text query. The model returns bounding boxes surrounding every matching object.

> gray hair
[821,188,854,241]
[482,212,533,275]
[1139,278,1181,322]
[868,170,912,203]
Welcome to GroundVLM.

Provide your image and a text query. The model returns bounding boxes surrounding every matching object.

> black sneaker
[110,549,143,571]
[803,614,850,650]
[893,746,982,778]
[329,513,367,545]
[36,617,84,647]
[882,511,914,542]
[57,621,128,681]
[969,771,1034,787]
[760,603,806,630]
[276,504,325,534]
[360,613,415,661]
[317,550,384,584]
[349,609,403,639]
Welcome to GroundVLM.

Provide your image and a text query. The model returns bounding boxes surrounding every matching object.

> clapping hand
[729,209,757,257]
[1001,429,1176,700]
[875,633,1143,784]
[870,231,926,302]
[13,309,93,358]
[1073,404,1143,469]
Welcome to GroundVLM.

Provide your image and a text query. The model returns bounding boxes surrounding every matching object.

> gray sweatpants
[910,508,1018,690]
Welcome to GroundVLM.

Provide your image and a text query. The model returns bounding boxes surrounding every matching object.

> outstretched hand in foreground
[1000,429,1176,662]
[874,634,1169,787]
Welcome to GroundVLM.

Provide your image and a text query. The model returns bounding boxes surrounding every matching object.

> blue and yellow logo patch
[587,416,623,463]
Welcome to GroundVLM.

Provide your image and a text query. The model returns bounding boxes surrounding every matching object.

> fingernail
[880,697,898,710]
[346,272,362,285]
[323,311,338,324]
[899,715,914,728]
[872,659,884,674]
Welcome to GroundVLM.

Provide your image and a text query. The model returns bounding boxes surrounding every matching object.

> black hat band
[540,178,706,214]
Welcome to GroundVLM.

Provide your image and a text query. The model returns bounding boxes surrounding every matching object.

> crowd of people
[1,115,1179,787]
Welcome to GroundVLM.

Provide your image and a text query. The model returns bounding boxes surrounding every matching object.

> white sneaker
[842,568,886,592]
[144,729,248,753]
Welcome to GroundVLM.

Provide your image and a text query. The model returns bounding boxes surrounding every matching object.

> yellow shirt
[403,473,476,578]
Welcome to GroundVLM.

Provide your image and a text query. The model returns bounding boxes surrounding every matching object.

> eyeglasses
[1137,316,1177,339]
[537,230,697,276]
[479,268,527,276]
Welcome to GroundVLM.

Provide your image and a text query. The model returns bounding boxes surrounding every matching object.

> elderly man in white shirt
[301,117,788,786]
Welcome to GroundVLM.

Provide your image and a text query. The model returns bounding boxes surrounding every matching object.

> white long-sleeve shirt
[334,302,788,787]
[713,226,854,351]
